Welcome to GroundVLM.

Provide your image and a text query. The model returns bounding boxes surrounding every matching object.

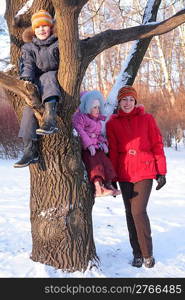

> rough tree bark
[1,0,185,271]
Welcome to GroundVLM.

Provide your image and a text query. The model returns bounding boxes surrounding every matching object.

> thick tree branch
[52,0,88,10]
[81,9,185,61]
[0,71,43,119]
[66,0,88,6]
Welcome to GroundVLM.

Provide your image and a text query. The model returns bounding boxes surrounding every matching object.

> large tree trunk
[2,0,185,272]
[4,0,97,272]
[30,130,96,270]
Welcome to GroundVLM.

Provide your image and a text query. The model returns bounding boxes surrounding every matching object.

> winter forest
[0,0,185,286]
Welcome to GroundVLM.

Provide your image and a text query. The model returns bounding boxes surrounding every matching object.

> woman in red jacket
[106,86,167,268]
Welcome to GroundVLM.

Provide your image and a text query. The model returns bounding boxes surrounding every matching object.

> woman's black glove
[156,174,166,190]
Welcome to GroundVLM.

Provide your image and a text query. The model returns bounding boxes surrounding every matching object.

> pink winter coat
[106,106,167,182]
[72,111,107,150]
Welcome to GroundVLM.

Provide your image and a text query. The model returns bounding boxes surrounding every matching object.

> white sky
[0,0,6,15]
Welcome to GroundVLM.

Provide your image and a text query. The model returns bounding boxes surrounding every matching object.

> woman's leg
[131,179,153,258]
[119,181,142,258]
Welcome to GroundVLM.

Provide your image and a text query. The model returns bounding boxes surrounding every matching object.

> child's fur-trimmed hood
[79,90,105,115]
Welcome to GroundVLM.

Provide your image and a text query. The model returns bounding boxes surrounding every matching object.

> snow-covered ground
[0,145,185,278]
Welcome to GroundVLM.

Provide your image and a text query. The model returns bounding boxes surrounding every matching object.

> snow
[15,0,34,17]
[0,0,5,16]
[0,15,10,71]
[105,41,138,114]
[0,145,185,278]
[143,0,157,23]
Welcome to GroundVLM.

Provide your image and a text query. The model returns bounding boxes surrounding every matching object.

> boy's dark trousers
[18,106,38,141]
[18,69,62,139]
[13,106,39,168]
[119,179,153,258]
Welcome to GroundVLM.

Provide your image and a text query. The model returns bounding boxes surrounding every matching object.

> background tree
[0,0,185,272]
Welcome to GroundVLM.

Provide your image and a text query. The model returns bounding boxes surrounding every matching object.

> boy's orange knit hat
[31,10,53,31]
[117,85,137,102]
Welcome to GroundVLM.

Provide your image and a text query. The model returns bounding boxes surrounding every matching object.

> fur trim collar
[79,90,105,115]
[22,24,57,43]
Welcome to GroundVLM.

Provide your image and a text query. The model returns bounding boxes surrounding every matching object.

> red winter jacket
[106,106,167,183]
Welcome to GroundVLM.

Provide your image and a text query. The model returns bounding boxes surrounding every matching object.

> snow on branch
[104,42,138,117]
[143,0,158,24]
[105,0,161,118]
[15,0,34,17]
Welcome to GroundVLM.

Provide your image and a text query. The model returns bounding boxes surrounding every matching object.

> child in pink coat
[72,90,121,197]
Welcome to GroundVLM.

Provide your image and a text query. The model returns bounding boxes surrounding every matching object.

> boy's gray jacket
[20,33,59,81]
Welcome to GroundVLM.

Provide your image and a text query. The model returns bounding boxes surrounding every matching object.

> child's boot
[105,181,121,197]
[36,99,58,135]
[94,181,114,197]
[13,139,39,168]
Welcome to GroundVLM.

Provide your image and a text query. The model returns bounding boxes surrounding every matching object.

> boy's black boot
[13,140,39,168]
[36,101,58,135]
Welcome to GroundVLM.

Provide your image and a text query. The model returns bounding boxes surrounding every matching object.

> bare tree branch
[79,0,105,26]
[81,8,185,62]
[0,71,43,119]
